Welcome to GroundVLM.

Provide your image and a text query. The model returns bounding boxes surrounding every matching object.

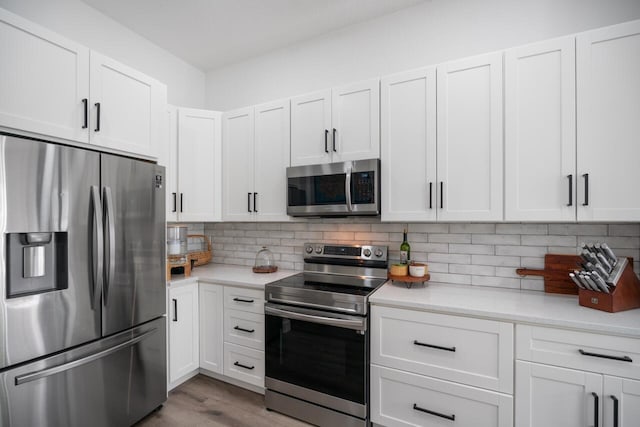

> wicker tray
[188,234,212,267]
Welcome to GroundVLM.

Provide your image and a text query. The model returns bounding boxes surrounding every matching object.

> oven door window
[265,314,365,404]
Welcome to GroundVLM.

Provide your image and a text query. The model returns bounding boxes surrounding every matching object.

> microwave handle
[345,167,352,212]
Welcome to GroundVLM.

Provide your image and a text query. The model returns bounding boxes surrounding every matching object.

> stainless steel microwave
[286,159,380,217]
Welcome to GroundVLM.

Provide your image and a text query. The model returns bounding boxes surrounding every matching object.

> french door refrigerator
[0,133,166,426]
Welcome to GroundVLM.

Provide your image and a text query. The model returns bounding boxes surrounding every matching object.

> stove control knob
[363,248,371,257]
[374,248,383,258]
[305,245,313,254]
[315,246,323,254]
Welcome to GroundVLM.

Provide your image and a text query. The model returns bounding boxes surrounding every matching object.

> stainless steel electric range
[264,242,389,427]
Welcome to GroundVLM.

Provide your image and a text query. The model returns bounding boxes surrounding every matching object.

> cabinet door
[222,107,255,221]
[199,283,223,374]
[162,105,179,222]
[604,376,640,427]
[0,9,89,143]
[515,361,602,427]
[178,108,222,222]
[577,20,640,221]
[505,37,576,221]
[381,67,437,221]
[331,79,380,162]
[168,284,199,384]
[89,51,165,158]
[254,99,291,221]
[437,53,503,221]
[290,90,332,166]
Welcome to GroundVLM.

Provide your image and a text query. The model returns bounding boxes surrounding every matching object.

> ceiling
[82,0,427,71]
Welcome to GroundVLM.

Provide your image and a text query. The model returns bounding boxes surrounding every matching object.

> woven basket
[187,234,212,266]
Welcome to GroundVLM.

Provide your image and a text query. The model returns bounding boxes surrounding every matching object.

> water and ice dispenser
[6,232,68,298]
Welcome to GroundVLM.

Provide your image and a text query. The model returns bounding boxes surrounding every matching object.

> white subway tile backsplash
[196,219,640,292]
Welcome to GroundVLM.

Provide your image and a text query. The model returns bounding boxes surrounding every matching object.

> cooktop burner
[274,272,387,297]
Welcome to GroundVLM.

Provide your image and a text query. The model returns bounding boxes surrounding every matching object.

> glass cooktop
[268,272,386,297]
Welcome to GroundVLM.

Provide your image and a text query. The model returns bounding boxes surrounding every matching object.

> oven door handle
[265,305,366,331]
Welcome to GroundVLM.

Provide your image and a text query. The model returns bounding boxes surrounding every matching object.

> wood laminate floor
[136,375,312,427]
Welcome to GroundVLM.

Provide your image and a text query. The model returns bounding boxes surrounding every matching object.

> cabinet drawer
[224,287,264,314]
[223,342,264,388]
[224,309,264,350]
[371,306,514,393]
[516,324,640,380]
[371,365,513,427]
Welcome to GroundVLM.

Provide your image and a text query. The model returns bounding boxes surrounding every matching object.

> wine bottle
[400,229,410,264]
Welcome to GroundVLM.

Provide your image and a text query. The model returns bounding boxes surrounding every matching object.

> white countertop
[168,264,298,289]
[371,281,640,338]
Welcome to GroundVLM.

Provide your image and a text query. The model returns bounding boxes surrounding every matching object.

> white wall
[205,0,640,110]
[0,0,206,108]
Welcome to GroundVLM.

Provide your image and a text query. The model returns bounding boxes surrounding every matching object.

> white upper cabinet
[577,20,640,221]
[331,80,380,162]
[505,37,576,222]
[381,67,437,222]
[290,79,379,166]
[222,107,255,222]
[223,100,291,222]
[253,100,291,221]
[290,90,332,166]
[0,9,166,159]
[177,108,222,222]
[161,105,179,222]
[437,53,504,221]
[0,8,90,143]
[89,51,165,158]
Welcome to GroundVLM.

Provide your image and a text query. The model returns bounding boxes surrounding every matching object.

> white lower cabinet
[371,305,514,427]
[372,365,513,427]
[223,342,265,388]
[199,283,223,374]
[168,282,199,387]
[515,324,640,427]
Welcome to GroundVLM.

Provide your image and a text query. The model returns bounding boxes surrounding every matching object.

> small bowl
[409,263,427,277]
[390,263,408,276]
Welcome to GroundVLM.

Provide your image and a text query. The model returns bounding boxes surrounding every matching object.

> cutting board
[516,254,582,295]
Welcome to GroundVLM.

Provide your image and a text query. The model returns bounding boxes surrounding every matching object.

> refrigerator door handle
[103,186,116,305]
[14,328,158,386]
[90,186,104,310]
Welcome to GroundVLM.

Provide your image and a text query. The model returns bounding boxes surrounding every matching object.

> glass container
[253,246,277,273]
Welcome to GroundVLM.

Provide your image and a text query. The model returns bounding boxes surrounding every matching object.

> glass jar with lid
[253,246,277,273]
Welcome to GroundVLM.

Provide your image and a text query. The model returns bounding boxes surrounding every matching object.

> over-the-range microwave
[286,158,380,217]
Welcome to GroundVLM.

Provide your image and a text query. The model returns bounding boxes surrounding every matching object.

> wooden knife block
[578,259,640,313]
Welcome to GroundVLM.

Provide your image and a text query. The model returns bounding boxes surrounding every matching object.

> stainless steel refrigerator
[0,133,167,426]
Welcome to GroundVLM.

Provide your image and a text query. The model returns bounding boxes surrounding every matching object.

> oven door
[286,158,379,216]
[265,303,367,417]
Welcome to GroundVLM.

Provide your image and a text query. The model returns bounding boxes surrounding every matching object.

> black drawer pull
[234,361,255,370]
[233,297,254,303]
[234,326,255,333]
[414,340,456,352]
[413,404,455,421]
[172,299,177,322]
[579,349,632,362]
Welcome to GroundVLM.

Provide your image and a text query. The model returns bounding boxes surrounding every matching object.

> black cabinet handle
[579,349,632,362]
[172,299,177,322]
[413,404,455,421]
[611,395,618,427]
[414,340,456,352]
[592,392,599,427]
[233,297,255,303]
[429,182,433,209]
[234,361,255,370]
[440,181,444,209]
[172,192,177,213]
[253,192,257,212]
[247,192,252,213]
[234,326,255,333]
[582,173,589,206]
[567,174,573,206]
[324,129,329,153]
[180,193,183,213]
[94,102,101,132]
[332,128,337,152]
[82,98,88,129]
